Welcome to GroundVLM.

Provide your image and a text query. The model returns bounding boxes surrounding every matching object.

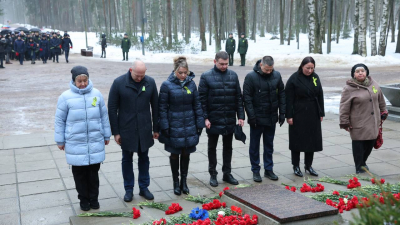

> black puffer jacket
[243,60,286,126]
[199,65,245,135]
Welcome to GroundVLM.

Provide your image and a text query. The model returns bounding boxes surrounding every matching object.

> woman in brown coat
[339,63,387,174]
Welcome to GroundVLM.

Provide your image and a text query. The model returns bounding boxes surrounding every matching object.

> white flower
[343,198,348,204]
[218,211,225,216]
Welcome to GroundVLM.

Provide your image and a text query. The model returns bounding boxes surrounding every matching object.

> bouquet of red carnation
[311,183,325,193]
[219,187,230,197]
[347,177,361,189]
[152,218,167,225]
[371,178,385,184]
[231,205,243,215]
[202,199,226,210]
[285,186,297,192]
[132,207,140,219]
[165,203,183,215]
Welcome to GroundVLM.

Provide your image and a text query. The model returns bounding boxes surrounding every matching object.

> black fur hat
[351,63,369,78]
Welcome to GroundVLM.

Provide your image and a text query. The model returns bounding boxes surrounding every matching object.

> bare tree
[159,0,166,41]
[167,0,172,49]
[251,0,257,41]
[307,0,316,53]
[209,0,212,46]
[102,0,107,34]
[389,0,395,42]
[352,0,359,54]
[358,0,367,56]
[336,0,342,44]
[185,0,192,44]
[396,10,400,53]
[198,0,207,51]
[327,0,333,54]
[279,0,284,45]
[378,0,390,56]
[288,0,293,45]
[213,0,221,52]
[370,0,377,56]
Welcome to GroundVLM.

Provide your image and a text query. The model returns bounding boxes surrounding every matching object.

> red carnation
[132,207,140,219]
[333,191,340,195]
[380,178,385,184]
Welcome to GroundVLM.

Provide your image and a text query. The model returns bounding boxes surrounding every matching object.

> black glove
[381,112,388,120]
[248,118,257,128]
[279,114,285,127]
[162,129,170,138]
[197,128,203,136]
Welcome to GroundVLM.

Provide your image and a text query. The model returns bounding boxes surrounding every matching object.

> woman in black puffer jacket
[158,56,205,196]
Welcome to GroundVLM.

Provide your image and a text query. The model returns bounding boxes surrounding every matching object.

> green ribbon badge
[313,77,318,87]
[92,97,97,107]
[142,86,146,91]
[372,86,378,94]
[184,86,192,94]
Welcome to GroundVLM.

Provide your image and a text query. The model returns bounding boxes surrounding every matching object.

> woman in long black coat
[285,56,325,177]
[158,56,205,196]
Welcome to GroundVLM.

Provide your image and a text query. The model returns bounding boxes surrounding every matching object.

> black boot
[293,166,303,177]
[180,154,190,195]
[304,166,318,176]
[170,156,181,195]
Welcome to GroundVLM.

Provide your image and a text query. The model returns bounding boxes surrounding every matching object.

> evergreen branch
[185,194,214,204]
[78,211,132,217]
[138,201,169,211]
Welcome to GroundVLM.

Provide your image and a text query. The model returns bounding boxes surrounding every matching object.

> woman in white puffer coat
[54,65,111,211]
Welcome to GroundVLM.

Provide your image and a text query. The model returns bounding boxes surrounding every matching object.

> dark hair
[298,56,315,72]
[262,56,274,66]
[215,51,229,61]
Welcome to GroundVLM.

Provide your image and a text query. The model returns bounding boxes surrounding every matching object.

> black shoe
[123,190,133,202]
[90,200,100,209]
[293,166,303,177]
[180,155,190,195]
[210,175,218,187]
[173,181,181,195]
[363,165,369,171]
[304,166,318,176]
[253,172,262,182]
[139,189,154,200]
[66,60,69,63]
[122,59,125,61]
[80,201,90,211]
[356,170,366,174]
[100,56,103,58]
[223,174,239,185]
[264,170,278,180]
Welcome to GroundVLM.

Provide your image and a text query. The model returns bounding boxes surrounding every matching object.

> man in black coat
[199,51,245,187]
[243,56,286,182]
[225,32,235,66]
[108,60,159,202]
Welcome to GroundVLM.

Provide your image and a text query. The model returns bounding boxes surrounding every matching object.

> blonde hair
[173,56,189,72]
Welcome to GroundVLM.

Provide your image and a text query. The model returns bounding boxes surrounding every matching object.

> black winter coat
[243,60,286,126]
[108,72,159,152]
[101,34,107,48]
[49,38,61,54]
[199,66,245,135]
[39,39,49,57]
[225,37,236,54]
[285,71,325,152]
[0,40,5,58]
[61,38,73,50]
[158,72,205,154]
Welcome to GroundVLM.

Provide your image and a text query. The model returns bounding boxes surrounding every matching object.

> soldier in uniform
[238,32,248,66]
[225,33,235,66]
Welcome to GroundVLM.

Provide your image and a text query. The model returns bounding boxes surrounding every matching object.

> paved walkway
[1,113,400,225]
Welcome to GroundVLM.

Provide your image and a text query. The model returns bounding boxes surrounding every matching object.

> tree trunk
[319,0,327,43]
[185,0,192,44]
[209,0,212,45]
[352,0,359,54]
[219,0,226,41]
[370,0,377,56]
[327,0,333,54]
[358,0,367,56]
[159,0,166,41]
[288,0,294,45]
[213,0,221,52]
[251,0,257,41]
[167,0,172,49]
[307,0,316,53]
[259,0,266,37]
[173,0,178,41]
[113,0,118,31]
[396,10,400,53]
[102,0,107,34]
[296,0,300,49]
[378,0,389,56]
[279,0,284,45]
[108,0,112,34]
[389,0,395,42]
[335,0,342,44]
[198,0,207,51]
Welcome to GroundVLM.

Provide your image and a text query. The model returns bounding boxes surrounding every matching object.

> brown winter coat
[339,76,386,141]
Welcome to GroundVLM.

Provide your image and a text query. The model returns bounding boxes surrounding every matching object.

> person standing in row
[26,37,37,64]
[108,60,159,202]
[100,34,107,58]
[5,34,12,65]
[199,51,245,187]
[62,34,73,63]
[0,36,6,68]
[121,33,131,61]
[50,33,61,63]
[39,34,49,64]
[243,56,286,182]
[285,56,324,177]
[54,66,111,211]
[238,32,248,67]
[339,64,387,174]
[225,33,235,66]
[14,35,25,65]
[158,56,205,196]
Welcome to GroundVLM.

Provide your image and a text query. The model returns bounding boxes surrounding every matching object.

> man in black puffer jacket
[199,51,245,187]
[243,56,285,182]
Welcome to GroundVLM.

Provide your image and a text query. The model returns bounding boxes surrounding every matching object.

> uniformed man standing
[225,33,235,66]
[238,32,248,66]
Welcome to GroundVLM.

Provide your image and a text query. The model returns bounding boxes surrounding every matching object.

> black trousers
[72,163,101,203]
[208,133,233,176]
[352,139,375,171]
[291,151,314,168]
[240,54,246,66]
[228,53,234,66]
[122,51,128,60]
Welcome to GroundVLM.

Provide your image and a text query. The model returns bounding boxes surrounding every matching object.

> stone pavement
[0,113,400,225]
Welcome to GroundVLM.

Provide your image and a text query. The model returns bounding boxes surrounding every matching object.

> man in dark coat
[199,51,245,187]
[39,34,49,63]
[14,35,25,65]
[0,37,6,68]
[225,32,235,66]
[61,34,73,63]
[108,60,159,201]
[50,33,61,63]
[121,33,131,61]
[5,34,12,64]
[238,32,248,66]
[243,56,286,182]
[26,37,37,64]
[100,34,107,58]
[10,33,15,60]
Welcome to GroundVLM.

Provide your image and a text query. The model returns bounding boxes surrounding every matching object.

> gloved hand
[248,118,257,128]
[381,111,388,120]
[197,128,203,136]
[279,114,285,127]
[70,46,73,49]
[162,129,170,138]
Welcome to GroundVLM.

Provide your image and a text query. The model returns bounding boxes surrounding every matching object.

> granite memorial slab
[223,184,339,224]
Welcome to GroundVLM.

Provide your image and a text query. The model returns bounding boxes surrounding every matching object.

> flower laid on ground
[371,178,385,184]
[132,207,140,219]
[332,191,340,196]
[165,203,183,215]
[347,177,361,189]
[219,187,230,198]
[326,196,361,213]
[202,199,227,210]
[230,206,243,215]
[189,207,209,220]
[299,183,325,193]
[152,218,167,225]
[215,214,258,225]
[285,185,297,192]
[218,211,225,216]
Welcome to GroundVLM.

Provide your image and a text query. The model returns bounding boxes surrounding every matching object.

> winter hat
[229,32,233,35]
[64,33,68,37]
[240,32,245,35]
[42,34,46,37]
[71,66,89,81]
[351,63,369,78]
[124,33,128,36]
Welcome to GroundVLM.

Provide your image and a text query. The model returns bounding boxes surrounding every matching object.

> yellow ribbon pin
[313,77,318,86]
[142,86,146,91]
[372,86,378,94]
[92,97,97,107]
[184,86,192,94]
